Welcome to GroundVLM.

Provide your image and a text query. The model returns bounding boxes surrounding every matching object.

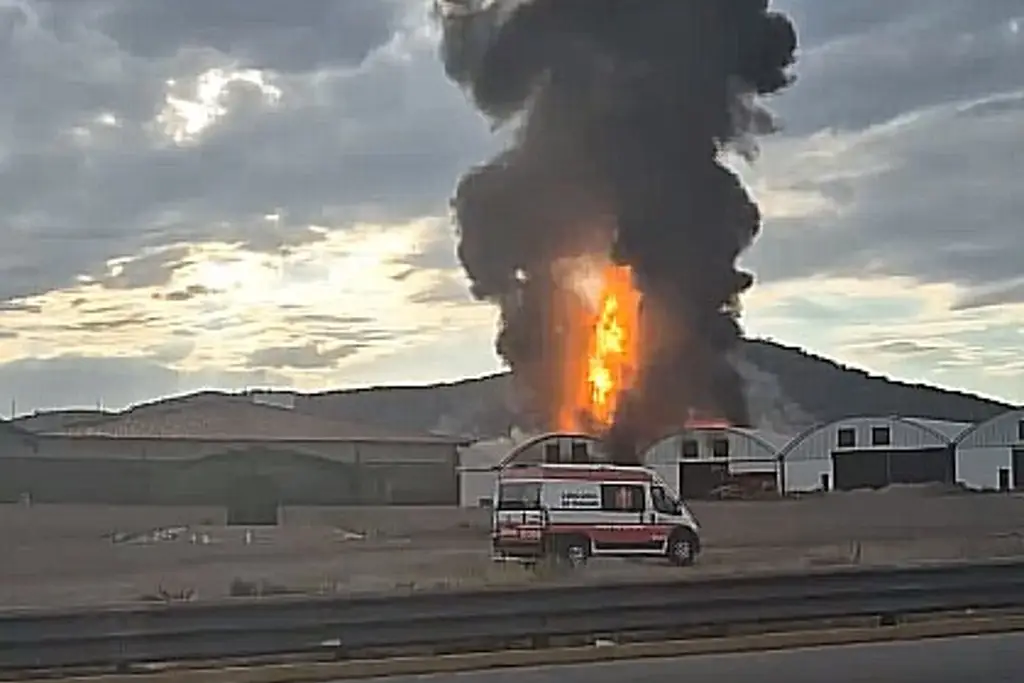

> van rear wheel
[549,536,589,569]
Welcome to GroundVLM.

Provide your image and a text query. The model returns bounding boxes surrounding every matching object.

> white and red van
[491,463,701,567]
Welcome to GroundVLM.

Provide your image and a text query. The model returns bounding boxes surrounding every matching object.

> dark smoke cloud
[436,0,798,456]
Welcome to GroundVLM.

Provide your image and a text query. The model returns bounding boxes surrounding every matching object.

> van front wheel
[667,529,698,567]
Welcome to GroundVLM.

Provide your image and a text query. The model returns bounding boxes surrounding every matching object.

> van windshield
[651,485,679,515]
[497,482,542,510]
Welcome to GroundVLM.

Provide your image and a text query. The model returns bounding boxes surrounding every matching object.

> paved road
[358,632,1024,682]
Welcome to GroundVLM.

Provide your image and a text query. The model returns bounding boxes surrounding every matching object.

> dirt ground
[2,486,1023,610]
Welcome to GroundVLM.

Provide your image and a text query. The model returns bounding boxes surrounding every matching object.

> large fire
[555,261,641,433]
[583,265,640,427]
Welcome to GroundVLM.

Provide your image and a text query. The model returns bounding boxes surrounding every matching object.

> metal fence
[2,559,1023,672]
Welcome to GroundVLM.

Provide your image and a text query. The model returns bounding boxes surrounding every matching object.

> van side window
[497,482,541,510]
[599,484,645,513]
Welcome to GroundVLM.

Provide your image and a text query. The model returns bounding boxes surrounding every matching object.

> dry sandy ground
[2,486,1023,610]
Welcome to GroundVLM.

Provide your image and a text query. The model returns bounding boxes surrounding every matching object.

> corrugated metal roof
[897,416,974,441]
[722,427,794,452]
[42,397,466,443]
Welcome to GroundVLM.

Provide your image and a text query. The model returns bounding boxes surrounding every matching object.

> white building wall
[642,427,790,493]
[956,446,1012,490]
[955,408,1024,490]
[458,437,515,508]
[780,416,964,494]
[458,433,606,507]
[644,437,682,493]
[784,459,832,494]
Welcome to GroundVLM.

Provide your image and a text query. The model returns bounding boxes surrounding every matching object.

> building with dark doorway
[780,416,972,493]
[955,408,1024,491]
[458,432,605,507]
[643,427,791,499]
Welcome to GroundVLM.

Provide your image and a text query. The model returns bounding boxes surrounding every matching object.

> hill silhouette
[13,338,1014,439]
[293,338,1014,437]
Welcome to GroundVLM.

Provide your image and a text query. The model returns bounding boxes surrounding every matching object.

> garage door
[679,462,729,499]
[887,447,954,485]
[832,448,955,492]
[1014,448,1024,489]
[832,450,887,491]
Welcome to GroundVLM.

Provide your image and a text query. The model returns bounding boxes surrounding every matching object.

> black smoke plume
[435,0,798,459]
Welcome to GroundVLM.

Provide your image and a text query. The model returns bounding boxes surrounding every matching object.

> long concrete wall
[0,441,460,506]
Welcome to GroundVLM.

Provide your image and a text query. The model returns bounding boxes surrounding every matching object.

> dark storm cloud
[0,0,492,302]
[95,0,404,72]
[774,0,1022,134]
[746,89,1024,304]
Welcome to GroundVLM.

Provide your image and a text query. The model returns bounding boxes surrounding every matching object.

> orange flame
[584,265,640,428]
[554,261,641,433]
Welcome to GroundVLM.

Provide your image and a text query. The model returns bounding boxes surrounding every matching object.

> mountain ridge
[290,338,1015,437]
[12,338,1015,438]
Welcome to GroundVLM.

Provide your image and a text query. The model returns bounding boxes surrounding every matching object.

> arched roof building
[457,432,605,507]
[496,432,606,468]
[642,427,792,499]
[954,408,1024,491]
[780,415,972,493]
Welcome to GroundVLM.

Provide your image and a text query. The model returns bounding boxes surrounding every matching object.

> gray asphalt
[357,632,1024,682]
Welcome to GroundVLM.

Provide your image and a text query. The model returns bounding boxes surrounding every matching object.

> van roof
[499,463,654,483]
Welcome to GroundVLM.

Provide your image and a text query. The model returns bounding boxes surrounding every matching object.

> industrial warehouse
[3,390,1023,507]
[0,392,468,507]
[458,407,1024,504]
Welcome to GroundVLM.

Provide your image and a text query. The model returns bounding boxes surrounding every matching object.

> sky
[0,0,1021,415]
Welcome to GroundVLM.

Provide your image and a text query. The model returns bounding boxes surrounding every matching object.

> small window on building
[543,442,560,463]
[570,441,589,464]
[712,438,730,459]
[1018,419,1024,442]
[599,483,645,513]
[871,426,891,446]
[681,439,699,459]
[837,428,856,448]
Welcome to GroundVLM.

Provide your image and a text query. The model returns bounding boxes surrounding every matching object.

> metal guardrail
[2,559,1024,672]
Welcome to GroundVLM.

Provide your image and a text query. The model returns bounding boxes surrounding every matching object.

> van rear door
[493,480,545,549]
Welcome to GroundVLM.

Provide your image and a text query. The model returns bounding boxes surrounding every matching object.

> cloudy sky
[0,0,1021,415]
